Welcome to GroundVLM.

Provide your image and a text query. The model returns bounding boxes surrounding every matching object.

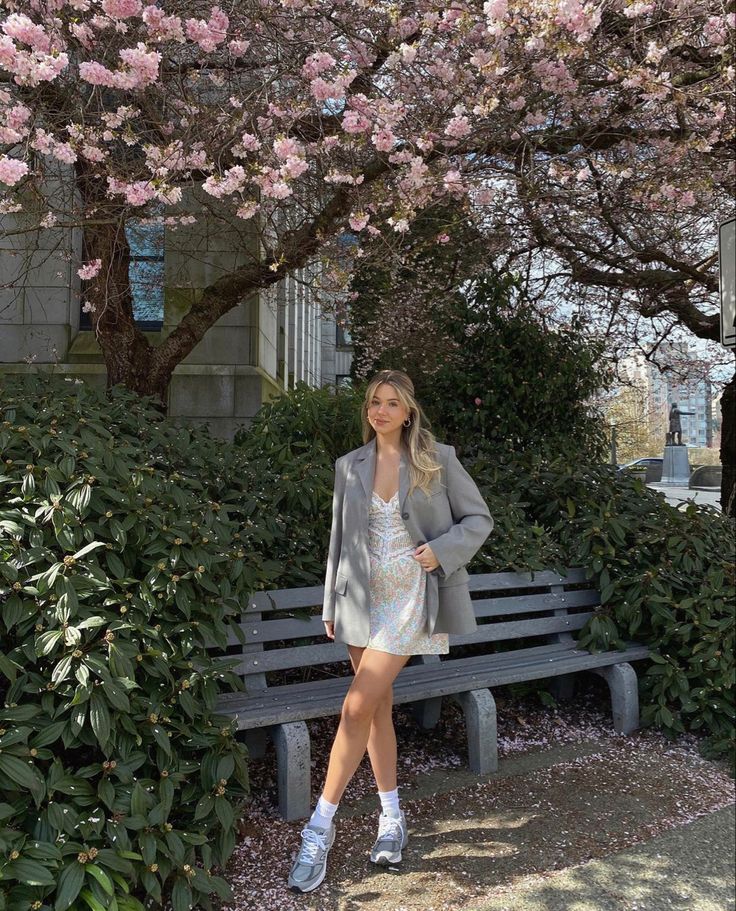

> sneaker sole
[288,863,327,893]
[371,851,402,866]
[370,835,408,866]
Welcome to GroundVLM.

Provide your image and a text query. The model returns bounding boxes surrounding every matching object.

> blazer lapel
[399,450,409,512]
[355,437,409,510]
[355,438,376,502]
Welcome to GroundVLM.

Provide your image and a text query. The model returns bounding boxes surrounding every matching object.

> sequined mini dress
[362,490,449,656]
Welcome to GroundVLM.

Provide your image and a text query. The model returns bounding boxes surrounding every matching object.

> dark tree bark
[719,366,735,519]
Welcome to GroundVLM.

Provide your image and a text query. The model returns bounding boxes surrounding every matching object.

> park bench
[215,567,649,820]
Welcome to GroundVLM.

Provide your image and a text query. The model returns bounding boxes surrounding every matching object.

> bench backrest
[221,568,599,692]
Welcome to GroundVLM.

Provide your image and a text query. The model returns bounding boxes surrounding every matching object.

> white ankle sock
[378,787,400,816]
[309,794,338,829]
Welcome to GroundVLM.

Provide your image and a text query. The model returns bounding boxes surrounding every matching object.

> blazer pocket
[335,573,348,595]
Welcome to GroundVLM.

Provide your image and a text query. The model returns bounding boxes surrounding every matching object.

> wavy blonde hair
[361,369,442,496]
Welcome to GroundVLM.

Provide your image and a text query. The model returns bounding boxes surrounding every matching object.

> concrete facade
[1,182,353,438]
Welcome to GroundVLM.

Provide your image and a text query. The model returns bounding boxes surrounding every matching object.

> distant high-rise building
[647,342,712,448]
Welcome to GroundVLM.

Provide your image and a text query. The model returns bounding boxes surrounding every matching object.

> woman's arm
[427,445,493,579]
[322,456,346,622]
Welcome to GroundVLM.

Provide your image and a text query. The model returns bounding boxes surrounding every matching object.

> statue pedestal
[660,444,691,486]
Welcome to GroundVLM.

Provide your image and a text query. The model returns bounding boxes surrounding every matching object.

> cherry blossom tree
[1,0,733,503]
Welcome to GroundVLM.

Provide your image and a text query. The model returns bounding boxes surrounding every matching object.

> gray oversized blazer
[322,437,493,647]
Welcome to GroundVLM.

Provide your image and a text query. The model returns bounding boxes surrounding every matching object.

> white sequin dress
[363,490,449,656]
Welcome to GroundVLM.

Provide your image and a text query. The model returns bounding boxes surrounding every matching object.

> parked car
[616,457,664,483]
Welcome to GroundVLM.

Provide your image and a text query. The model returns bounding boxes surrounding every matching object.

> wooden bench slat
[225,589,602,646]
[452,612,593,646]
[218,644,650,727]
[248,588,324,613]
[232,611,595,674]
[466,567,590,590]
[224,640,602,707]
[241,568,592,614]
[474,588,599,618]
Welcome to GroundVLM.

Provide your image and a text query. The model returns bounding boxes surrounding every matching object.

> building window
[80,217,165,329]
[336,322,353,348]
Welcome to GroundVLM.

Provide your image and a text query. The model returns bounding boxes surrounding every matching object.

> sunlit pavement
[646,483,722,511]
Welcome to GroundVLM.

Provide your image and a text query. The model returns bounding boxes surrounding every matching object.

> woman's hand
[324,620,335,640]
[413,543,440,572]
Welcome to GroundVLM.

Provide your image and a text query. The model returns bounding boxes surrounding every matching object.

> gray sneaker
[370,809,408,865]
[287,821,336,892]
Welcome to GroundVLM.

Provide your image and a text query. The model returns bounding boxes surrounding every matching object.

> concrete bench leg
[243,728,268,761]
[271,721,311,821]
[411,696,443,729]
[409,654,443,729]
[450,688,498,775]
[591,663,640,734]
[549,673,576,702]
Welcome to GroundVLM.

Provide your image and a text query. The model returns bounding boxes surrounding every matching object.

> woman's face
[367,383,411,436]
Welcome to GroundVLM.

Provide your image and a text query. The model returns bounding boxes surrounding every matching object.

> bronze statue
[666,403,695,445]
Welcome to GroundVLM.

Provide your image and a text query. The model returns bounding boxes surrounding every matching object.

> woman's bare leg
[347,646,400,792]
[321,647,410,804]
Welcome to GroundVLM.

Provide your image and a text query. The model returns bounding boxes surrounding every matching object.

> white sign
[720,217,735,348]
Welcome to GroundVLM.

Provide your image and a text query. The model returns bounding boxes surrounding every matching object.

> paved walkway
[474,806,735,911]
[647,482,722,510]
[228,711,735,911]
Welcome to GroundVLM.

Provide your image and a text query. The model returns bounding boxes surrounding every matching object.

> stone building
[0,181,354,438]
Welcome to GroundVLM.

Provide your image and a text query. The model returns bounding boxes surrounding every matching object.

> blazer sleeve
[322,456,346,622]
[427,445,493,579]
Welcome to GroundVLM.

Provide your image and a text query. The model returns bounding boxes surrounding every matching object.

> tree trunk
[82,217,168,401]
[719,366,735,519]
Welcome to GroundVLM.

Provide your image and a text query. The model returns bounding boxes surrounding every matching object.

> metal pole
[611,424,617,465]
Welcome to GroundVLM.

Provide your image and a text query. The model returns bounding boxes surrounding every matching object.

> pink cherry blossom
[107,176,156,205]
[302,51,336,78]
[2,13,51,53]
[443,169,465,196]
[273,137,302,160]
[229,39,250,57]
[372,127,395,152]
[101,0,142,20]
[388,215,410,233]
[236,200,259,220]
[185,7,229,53]
[141,6,184,41]
[0,0,728,419]
[281,156,308,179]
[445,115,471,139]
[342,110,371,134]
[238,133,260,152]
[0,155,28,185]
[475,188,495,205]
[484,0,508,18]
[78,259,102,280]
[349,213,370,231]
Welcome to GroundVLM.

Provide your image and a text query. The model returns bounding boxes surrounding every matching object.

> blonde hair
[361,369,442,496]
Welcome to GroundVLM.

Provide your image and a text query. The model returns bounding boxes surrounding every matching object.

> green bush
[233,381,365,588]
[416,275,612,464]
[0,375,272,911]
[463,444,735,759]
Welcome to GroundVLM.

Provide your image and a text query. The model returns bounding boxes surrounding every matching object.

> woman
[288,369,493,893]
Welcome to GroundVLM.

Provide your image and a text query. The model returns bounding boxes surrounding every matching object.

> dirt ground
[221,692,735,911]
